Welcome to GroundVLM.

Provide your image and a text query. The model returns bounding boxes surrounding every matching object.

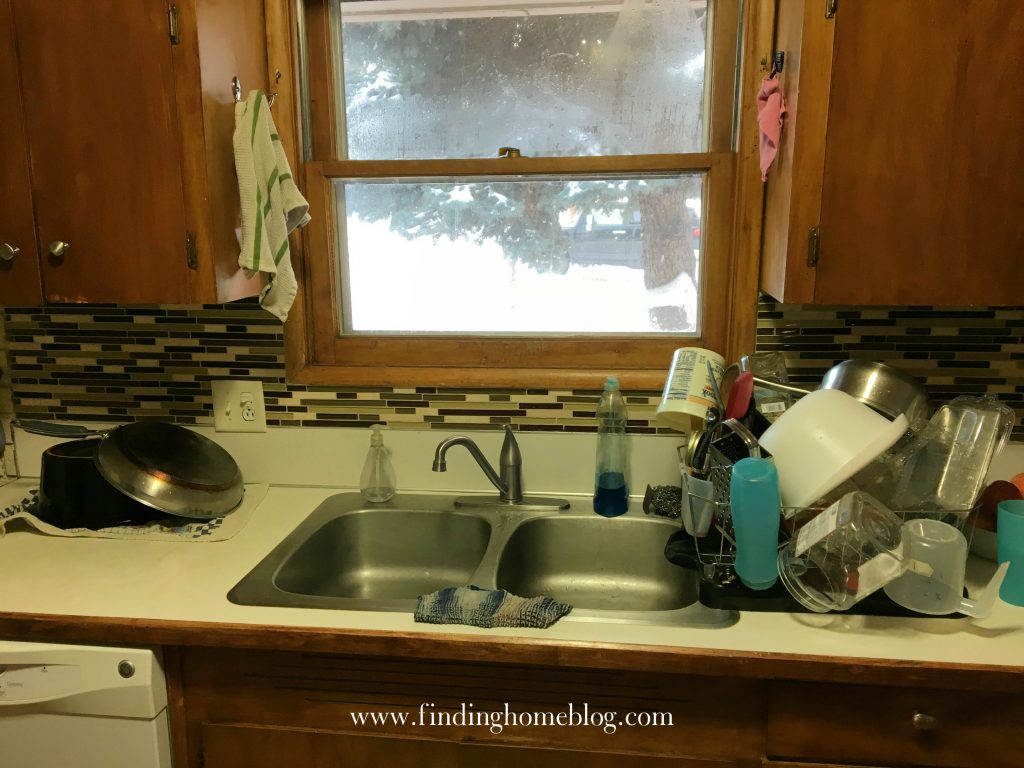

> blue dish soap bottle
[593,376,629,517]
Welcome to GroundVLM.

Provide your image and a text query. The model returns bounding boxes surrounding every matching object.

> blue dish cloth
[415,585,572,629]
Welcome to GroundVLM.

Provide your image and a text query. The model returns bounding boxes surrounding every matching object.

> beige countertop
[1,478,1022,679]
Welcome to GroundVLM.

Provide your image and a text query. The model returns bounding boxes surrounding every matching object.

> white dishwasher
[0,641,172,768]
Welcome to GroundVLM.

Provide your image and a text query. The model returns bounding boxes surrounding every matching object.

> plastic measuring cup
[884,518,1007,617]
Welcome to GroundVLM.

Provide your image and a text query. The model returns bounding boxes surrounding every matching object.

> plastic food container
[777,491,909,613]
[878,396,1015,512]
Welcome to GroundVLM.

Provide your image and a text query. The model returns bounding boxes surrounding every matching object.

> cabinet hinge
[807,226,821,267]
[185,232,198,269]
[168,5,181,44]
[825,0,838,19]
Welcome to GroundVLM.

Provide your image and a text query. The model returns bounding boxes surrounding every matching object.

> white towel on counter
[233,90,310,321]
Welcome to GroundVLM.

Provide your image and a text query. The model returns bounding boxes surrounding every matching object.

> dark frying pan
[38,438,165,529]
[18,420,243,520]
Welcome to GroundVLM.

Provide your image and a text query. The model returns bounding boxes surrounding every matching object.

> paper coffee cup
[656,347,725,431]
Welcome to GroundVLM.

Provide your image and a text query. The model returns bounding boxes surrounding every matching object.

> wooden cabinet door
[12,0,193,303]
[760,0,833,305]
[201,723,459,768]
[201,724,322,768]
[199,722,736,768]
[815,0,1024,305]
[460,743,739,767]
[0,0,42,304]
[767,680,1024,768]
[762,0,1024,306]
[763,763,895,768]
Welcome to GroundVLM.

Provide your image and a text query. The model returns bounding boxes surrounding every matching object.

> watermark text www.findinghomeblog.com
[350,703,673,735]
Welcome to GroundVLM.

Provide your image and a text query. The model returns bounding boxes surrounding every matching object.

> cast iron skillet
[18,420,243,521]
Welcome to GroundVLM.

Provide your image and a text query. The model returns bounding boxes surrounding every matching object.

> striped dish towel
[0,484,269,541]
[233,90,310,321]
[415,585,573,629]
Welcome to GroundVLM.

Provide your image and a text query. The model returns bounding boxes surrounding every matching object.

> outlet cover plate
[212,380,267,433]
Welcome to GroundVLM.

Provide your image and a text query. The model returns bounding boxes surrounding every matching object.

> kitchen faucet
[432,425,523,503]
[431,425,568,510]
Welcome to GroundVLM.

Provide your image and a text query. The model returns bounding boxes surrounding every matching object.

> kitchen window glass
[295,0,743,385]
[337,0,708,159]
[337,175,704,335]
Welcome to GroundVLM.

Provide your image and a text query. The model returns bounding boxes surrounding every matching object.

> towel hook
[768,51,785,78]
[231,75,278,107]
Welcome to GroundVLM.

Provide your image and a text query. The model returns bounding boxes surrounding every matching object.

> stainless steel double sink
[228,493,735,628]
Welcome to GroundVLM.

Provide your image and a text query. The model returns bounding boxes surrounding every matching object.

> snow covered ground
[344,218,700,335]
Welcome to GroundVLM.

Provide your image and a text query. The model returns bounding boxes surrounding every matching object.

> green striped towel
[233,90,310,321]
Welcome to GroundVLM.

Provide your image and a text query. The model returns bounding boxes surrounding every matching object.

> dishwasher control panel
[0,663,81,703]
[0,643,166,717]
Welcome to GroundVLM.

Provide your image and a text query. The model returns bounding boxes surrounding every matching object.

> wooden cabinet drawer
[182,648,765,764]
[767,681,1024,768]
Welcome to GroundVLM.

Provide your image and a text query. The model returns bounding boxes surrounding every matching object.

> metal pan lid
[96,422,244,519]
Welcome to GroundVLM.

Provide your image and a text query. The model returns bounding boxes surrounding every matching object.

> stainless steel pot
[17,420,243,519]
[752,359,930,430]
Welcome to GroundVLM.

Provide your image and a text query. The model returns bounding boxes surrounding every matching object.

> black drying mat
[665,529,965,619]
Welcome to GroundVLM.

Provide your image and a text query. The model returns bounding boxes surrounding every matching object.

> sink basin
[229,493,734,627]
[496,516,694,611]
[229,495,492,611]
[275,509,491,600]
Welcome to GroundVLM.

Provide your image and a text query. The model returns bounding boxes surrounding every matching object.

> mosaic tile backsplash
[2,300,1022,439]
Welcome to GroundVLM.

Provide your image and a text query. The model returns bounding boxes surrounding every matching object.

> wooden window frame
[273,0,767,389]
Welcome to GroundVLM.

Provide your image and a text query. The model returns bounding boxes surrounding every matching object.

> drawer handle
[912,711,939,731]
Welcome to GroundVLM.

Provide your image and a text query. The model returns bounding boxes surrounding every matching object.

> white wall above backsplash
[12,424,685,497]
[12,423,1022,504]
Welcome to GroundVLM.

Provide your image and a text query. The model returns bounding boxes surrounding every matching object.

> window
[295,0,750,387]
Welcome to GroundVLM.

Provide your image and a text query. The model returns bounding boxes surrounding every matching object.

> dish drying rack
[683,451,977,589]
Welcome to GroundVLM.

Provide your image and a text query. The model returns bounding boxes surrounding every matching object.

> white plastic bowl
[760,388,909,510]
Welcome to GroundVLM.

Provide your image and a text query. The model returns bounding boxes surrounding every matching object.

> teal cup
[730,457,782,591]
[997,500,1024,607]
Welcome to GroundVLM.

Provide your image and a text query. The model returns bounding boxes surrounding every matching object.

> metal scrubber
[642,484,682,519]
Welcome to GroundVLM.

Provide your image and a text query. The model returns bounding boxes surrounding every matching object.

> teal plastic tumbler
[997,500,1024,607]
[730,457,782,590]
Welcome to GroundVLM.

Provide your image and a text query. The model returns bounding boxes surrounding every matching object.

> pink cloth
[756,74,787,181]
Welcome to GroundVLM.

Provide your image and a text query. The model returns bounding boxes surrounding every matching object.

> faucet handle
[498,426,523,503]
[500,425,521,467]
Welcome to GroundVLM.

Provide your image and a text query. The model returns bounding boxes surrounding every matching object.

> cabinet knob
[48,240,70,257]
[1,243,19,261]
[912,711,939,731]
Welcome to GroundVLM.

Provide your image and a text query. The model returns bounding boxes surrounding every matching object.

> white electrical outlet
[212,380,267,433]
